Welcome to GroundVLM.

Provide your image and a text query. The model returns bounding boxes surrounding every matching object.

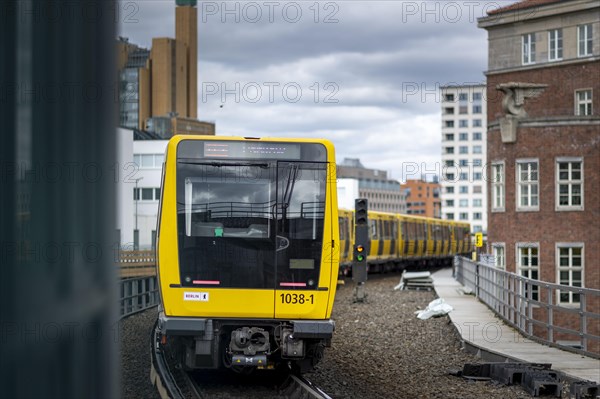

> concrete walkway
[431,268,600,383]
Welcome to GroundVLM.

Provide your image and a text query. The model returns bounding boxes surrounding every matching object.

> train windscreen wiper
[177,160,269,168]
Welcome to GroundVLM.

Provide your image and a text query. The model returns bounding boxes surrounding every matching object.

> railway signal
[353,199,369,302]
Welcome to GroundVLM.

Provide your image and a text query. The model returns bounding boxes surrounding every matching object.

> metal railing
[119,250,157,278]
[119,276,160,318]
[455,256,600,358]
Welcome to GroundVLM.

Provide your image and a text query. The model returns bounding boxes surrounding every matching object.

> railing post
[475,263,480,299]
[527,283,533,336]
[580,290,587,352]
[547,285,553,344]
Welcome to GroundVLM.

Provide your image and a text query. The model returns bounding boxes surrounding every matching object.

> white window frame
[491,161,505,212]
[492,243,506,269]
[555,157,584,211]
[516,159,539,211]
[516,242,540,301]
[522,33,536,65]
[575,89,593,116]
[555,243,584,306]
[578,24,593,57]
[548,29,563,61]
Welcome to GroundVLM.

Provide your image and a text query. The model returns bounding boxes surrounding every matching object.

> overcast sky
[118,0,508,181]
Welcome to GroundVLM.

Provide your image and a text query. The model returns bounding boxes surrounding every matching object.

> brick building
[479,0,599,350]
[402,179,441,218]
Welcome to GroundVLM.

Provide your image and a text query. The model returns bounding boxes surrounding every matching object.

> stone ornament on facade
[496,82,548,143]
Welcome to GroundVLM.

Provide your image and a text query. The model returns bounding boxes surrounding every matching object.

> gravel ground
[307,274,529,398]
[120,308,161,399]
[121,274,531,398]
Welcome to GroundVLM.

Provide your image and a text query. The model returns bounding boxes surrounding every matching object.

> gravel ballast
[121,273,530,398]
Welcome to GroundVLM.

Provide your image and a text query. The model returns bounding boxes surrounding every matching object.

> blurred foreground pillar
[1,1,118,397]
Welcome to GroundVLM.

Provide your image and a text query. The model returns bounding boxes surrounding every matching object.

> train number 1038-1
[280,293,314,305]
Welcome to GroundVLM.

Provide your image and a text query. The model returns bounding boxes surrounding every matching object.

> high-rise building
[176,0,198,119]
[402,179,441,218]
[118,0,203,135]
[440,84,488,234]
[479,0,599,350]
[337,158,406,213]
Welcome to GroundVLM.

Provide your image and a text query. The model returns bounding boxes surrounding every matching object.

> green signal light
[356,254,364,262]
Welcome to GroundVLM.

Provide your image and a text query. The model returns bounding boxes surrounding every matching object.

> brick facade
[480,0,600,353]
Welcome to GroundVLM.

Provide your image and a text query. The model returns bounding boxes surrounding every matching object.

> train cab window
[175,141,329,290]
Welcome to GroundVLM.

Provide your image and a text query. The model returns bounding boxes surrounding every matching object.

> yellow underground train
[155,135,340,372]
[338,209,472,274]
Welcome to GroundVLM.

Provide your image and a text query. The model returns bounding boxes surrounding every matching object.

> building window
[578,24,593,57]
[459,159,468,167]
[459,212,468,220]
[445,120,454,128]
[459,120,468,128]
[134,187,161,201]
[473,119,482,127]
[444,160,454,167]
[445,187,454,194]
[473,92,482,101]
[556,159,583,210]
[473,145,482,154]
[445,173,455,181]
[459,186,468,194]
[517,243,539,300]
[459,105,468,114]
[492,162,505,211]
[445,200,454,207]
[473,212,482,220]
[522,33,536,65]
[473,132,482,141]
[556,244,583,305]
[444,133,454,141]
[459,199,468,207]
[517,160,539,211]
[473,159,482,166]
[459,133,468,141]
[492,243,505,269]
[134,153,164,169]
[473,172,482,180]
[459,173,468,181]
[444,94,454,102]
[575,89,592,116]
[548,29,563,61]
[472,105,482,114]
[459,93,468,101]
[445,146,455,154]
[472,225,482,233]
[446,213,454,220]
[444,107,455,114]
[459,146,468,154]
[473,199,482,207]
[473,185,482,194]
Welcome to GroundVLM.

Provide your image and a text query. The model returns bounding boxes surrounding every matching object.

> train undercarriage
[157,310,334,373]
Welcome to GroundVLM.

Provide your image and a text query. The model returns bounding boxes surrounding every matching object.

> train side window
[369,219,378,239]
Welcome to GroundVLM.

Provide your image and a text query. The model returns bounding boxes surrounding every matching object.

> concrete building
[117,0,201,134]
[402,179,441,218]
[478,0,599,348]
[440,84,488,233]
[116,128,169,250]
[336,158,406,213]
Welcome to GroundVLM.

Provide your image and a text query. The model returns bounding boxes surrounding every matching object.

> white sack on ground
[416,298,453,320]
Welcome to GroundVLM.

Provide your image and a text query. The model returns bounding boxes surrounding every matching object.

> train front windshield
[176,140,328,290]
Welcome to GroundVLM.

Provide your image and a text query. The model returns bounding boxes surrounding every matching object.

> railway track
[150,322,332,399]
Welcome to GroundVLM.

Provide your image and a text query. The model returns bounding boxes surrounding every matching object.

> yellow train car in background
[339,210,471,274]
